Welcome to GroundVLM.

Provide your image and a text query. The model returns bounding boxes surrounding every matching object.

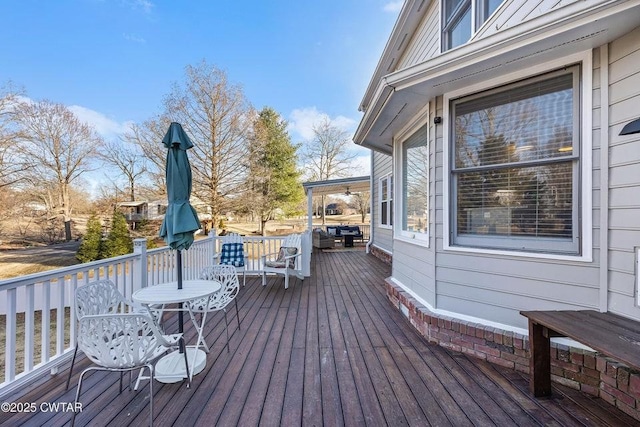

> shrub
[101,212,133,258]
[76,214,103,262]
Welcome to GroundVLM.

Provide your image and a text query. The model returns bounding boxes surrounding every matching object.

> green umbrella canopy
[159,122,201,251]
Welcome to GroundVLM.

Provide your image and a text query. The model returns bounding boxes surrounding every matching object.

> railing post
[133,238,148,291]
[302,230,311,278]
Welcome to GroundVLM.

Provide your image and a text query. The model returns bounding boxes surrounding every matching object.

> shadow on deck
[0,249,636,426]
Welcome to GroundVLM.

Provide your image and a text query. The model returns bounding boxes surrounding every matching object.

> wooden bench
[520,310,640,397]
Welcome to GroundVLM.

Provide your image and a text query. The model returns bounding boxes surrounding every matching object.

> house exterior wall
[396,0,440,69]
[360,0,640,416]
[607,25,640,319]
[475,0,581,39]
[383,26,640,330]
[371,151,393,255]
[391,48,610,330]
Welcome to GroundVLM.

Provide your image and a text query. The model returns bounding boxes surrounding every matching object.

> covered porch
[1,249,634,426]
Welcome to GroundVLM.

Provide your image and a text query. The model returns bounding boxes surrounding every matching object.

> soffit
[355,1,640,153]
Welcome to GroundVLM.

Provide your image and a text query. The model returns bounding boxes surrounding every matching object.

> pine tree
[246,107,304,234]
[76,213,103,262]
[102,212,133,258]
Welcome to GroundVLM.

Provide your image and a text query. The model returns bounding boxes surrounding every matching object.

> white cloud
[122,0,154,14]
[68,105,134,141]
[123,33,146,43]
[288,107,356,141]
[383,1,404,13]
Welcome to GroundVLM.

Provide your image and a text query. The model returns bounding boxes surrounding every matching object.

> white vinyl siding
[473,0,580,39]
[397,1,440,69]
[606,26,640,320]
[372,152,393,252]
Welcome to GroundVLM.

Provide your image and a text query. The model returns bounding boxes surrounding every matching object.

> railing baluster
[70,275,78,348]
[56,277,65,356]
[6,289,16,382]
[41,280,51,364]
[24,284,35,372]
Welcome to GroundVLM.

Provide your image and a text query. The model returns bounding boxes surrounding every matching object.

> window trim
[441,0,502,52]
[394,110,430,245]
[379,174,393,229]
[442,51,593,262]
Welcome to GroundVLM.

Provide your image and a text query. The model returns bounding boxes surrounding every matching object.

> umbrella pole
[177,250,185,353]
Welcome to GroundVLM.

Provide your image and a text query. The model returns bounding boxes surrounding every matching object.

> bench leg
[529,320,552,397]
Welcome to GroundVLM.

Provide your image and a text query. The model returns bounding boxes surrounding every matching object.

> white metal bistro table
[132,279,221,384]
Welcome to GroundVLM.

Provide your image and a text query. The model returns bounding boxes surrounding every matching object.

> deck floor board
[1,248,637,426]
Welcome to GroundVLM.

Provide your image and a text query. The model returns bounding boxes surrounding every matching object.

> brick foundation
[385,278,640,421]
[370,245,392,265]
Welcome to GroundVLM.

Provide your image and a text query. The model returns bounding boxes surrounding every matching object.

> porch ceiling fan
[344,186,351,196]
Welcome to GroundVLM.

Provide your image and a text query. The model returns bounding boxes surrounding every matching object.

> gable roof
[355,0,640,154]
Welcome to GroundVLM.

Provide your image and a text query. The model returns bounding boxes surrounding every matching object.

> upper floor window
[380,174,393,227]
[450,66,581,254]
[442,0,502,51]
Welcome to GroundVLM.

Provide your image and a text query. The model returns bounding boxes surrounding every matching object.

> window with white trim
[450,66,581,254]
[401,125,429,238]
[379,175,393,227]
[442,0,502,51]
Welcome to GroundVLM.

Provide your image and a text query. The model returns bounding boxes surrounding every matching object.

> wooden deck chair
[213,233,247,286]
[261,234,303,289]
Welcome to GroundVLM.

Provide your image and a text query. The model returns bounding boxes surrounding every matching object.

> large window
[450,66,581,254]
[401,125,429,239]
[442,0,502,51]
[379,175,393,227]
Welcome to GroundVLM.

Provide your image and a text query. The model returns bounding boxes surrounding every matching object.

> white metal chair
[261,233,303,289]
[188,264,240,353]
[213,233,248,287]
[66,279,135,390]
[66,279,162,390]
[71,313,184,427]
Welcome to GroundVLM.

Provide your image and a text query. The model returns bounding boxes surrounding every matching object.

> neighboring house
[356,0,640,410]
[325,203,343,215]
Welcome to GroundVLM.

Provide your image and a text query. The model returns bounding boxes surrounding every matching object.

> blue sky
[1,0,402,184]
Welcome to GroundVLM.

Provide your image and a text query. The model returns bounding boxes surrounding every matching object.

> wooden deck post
[529,319,552,397]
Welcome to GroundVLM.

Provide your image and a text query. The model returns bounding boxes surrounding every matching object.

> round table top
[132,279,222,305]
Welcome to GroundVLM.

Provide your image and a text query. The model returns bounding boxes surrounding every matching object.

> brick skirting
[385,278,640,421]
[370,245,392,265]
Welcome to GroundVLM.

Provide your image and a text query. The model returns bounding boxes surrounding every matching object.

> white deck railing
[0,231,311,398]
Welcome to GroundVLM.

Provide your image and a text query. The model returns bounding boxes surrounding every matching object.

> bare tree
[14,100,102,241]
[132,61,254,226]
[0,83,27,188]
[98,138,148,201]
[302,117,357,223]
[124,118,169,193]
[303,117,356,181]
[351,192,370,223]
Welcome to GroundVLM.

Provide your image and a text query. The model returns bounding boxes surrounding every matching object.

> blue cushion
[220,243,245,267]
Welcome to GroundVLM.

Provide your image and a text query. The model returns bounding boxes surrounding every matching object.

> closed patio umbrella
[159,122,201,342]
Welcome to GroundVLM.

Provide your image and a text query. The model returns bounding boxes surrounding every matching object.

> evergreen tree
[76,213,103,262]
[246,107,304,234]
[102,212,133,258]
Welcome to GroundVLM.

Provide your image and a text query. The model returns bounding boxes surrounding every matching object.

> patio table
[132,279,221,383]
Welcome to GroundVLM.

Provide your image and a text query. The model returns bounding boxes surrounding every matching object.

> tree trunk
[64,220,72,241]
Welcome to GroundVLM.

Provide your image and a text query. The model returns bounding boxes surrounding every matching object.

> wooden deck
[1,248,637,426]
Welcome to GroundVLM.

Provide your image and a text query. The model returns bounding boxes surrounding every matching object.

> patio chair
[66,279,162,390]
[261,233,303,289]
[188,264,240,353]
[213,233,247,287]
[71,313,184,427]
